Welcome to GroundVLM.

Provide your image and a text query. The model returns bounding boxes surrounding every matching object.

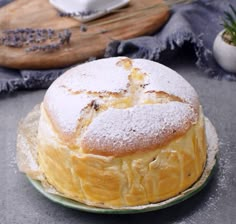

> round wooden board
[0,0,169,69]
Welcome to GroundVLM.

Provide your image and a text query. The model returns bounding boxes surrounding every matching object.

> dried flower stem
[74,0,194,39]
[0,28,72,52]
[58,0,193,20]
[86,0,193,28]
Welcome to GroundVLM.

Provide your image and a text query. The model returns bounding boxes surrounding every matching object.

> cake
[36,57,207,208]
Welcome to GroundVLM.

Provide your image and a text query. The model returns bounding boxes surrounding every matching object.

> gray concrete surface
[0,56,236,224]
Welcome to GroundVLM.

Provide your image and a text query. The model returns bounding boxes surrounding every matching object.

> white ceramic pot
[213,30,236,73]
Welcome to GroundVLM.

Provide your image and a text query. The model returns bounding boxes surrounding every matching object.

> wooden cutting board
[0,0,170,69]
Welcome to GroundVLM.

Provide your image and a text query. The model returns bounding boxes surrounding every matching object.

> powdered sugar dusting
[43,57,199,138]
[44,86,94,133]
[132,59,199,109]
[82,102,196,155]
[56,57,130,93]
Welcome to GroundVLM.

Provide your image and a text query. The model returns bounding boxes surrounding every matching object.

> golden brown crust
[37,108,207,208]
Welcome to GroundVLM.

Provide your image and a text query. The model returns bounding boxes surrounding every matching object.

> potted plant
[213,5,236,73]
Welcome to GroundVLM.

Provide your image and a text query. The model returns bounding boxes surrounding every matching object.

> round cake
[37,57,207,208]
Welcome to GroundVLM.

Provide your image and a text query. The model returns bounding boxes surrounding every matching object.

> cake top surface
[56,57,130,93]
[81,102,196,155]
[43,57,200,156]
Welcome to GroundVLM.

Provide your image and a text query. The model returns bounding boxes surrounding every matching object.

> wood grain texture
[0,0,170,69]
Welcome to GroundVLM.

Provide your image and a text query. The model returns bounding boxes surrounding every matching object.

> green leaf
[223,21,234,32]
[224,11,235,24]
[229,4,236,17]
[222,4,236,43]
[224,11,236,29]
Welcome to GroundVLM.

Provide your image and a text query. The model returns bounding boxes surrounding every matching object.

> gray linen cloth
[0,0,235,93]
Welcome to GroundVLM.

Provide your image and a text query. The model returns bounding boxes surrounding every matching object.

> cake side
[37,105,206,208]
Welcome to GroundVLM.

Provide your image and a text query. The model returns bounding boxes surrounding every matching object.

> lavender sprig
[58,29,71,44]
[79,24,87,32]
[0,28,72,52]
[26,43,61,52]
